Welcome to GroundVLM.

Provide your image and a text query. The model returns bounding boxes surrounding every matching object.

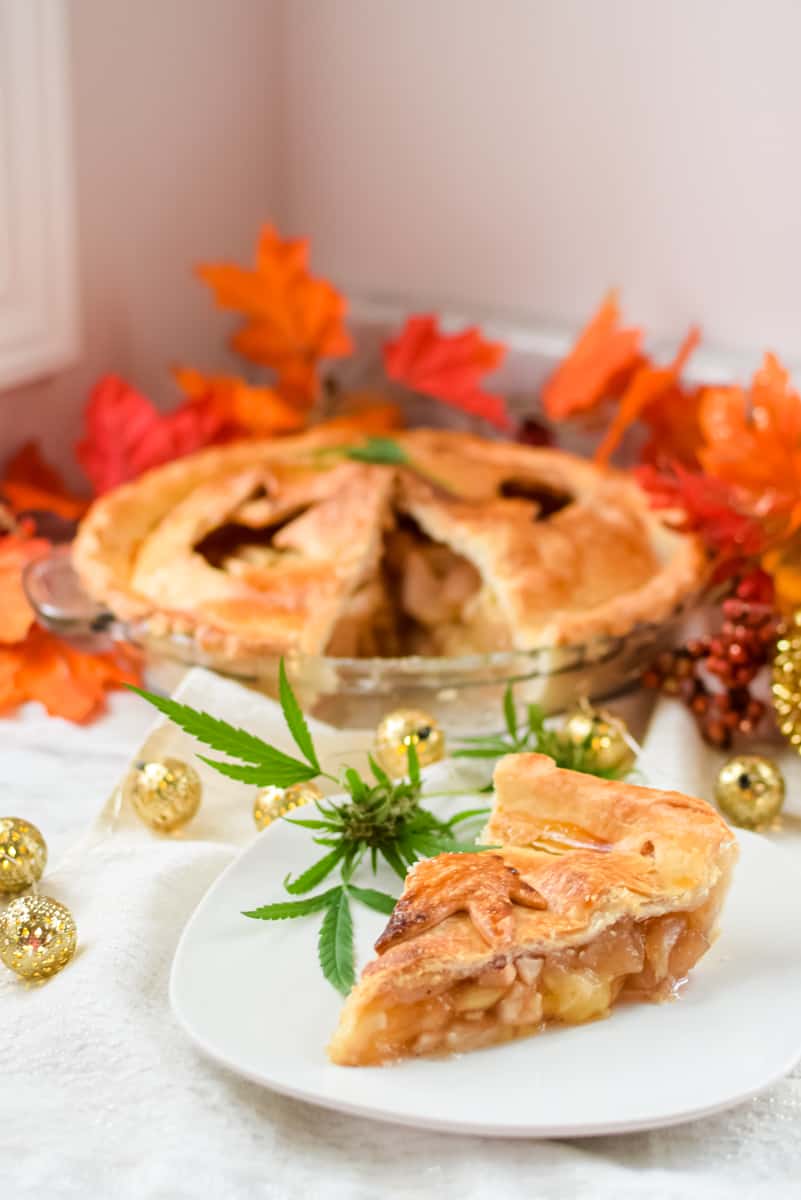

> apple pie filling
[333,902,720,1066]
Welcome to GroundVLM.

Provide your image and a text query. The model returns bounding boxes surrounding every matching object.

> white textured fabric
[2,668,801,1200]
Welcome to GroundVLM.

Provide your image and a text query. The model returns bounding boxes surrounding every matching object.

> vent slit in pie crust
[327,754,737,1066]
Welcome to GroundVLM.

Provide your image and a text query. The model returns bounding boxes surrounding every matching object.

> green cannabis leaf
[127,685,319,787]
[318,887,356,994]
[278,658,319,771]
[454,685,634,781]
[242,888,341,920]
[344,436,410,466]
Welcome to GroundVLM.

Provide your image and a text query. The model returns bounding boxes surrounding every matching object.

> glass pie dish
[24,546,698,733]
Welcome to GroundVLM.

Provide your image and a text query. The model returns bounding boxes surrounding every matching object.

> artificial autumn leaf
[196,225,352,408]
[383,315,511,431]
[542,291,643,420]
[764,532,801,614]
[0,531,51,644]
[638,384,705,470]
[635,463,766,563]
[1,441,88,520]
[594,326,700,465]
[173,367,306,437]
[0,624,141,722]
[77,375,226,495]
[310,399,403,437]
[699,353,801,528]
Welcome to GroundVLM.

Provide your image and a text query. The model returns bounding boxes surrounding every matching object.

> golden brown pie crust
[73,427,705,665]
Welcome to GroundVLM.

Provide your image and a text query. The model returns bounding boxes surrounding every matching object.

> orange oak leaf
[383,315,511,431]
[77,375,226,495]
[0,531,51,644]
[594,326,700,465]
[173,367,307,437]
[196,225,352,407]
[1,442,88,520]
[542,292,643,420]
[0,625,142,723]
[699,352,801,528]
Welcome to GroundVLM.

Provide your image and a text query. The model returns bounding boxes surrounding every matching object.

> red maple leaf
[635,463,767,561]
[76,375,226,495]
[383,315,512,431]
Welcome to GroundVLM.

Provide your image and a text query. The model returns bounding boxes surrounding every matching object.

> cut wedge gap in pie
[327,753,737,1066]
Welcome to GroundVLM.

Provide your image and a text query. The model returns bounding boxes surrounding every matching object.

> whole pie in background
[72,428,705,667]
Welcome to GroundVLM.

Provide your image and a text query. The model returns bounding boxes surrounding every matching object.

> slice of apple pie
[328,753,737,1066]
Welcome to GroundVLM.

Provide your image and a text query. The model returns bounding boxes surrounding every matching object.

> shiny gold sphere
[0,894,77,980]
[123,757,202,833]
[561,704,636,774]
[773,625,801,750]
[0,817,47,896]
[253,781,324,831]
[374,709,446,778]
[715,754,785,829]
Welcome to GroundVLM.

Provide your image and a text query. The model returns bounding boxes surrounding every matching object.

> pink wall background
[280,0,801,365]
[3,0,801,476]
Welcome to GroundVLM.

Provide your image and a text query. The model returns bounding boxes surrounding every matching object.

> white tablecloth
[2,668,801,1200]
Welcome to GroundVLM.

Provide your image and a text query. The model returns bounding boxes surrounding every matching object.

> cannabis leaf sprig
[453,684,634,781]
[310,435,459,495]
[129,661,484,995]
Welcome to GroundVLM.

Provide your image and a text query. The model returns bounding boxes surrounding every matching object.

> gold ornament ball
[561,705,636,774]
[254,781,324,831]
[0,894,77,980]
[0,817,47,896]
[374,709,446,778]
[773,623,801,750]
[123,757,202,833]
[715,755,785,829]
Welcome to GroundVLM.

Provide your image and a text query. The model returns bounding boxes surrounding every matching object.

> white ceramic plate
[170,802,801,1138]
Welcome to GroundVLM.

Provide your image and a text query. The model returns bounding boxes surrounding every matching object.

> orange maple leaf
[594,326,700,465]
[383,315,511,431]
[0,531,50,644]
[2,442,88,520]
[542,292,643,420]
[196,225,352,408]
[173,368,307,437]
[0,625,141,723]
[699,352,801,528]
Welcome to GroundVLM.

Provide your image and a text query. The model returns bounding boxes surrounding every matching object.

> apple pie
[73,426,704,666]
[328,754,737,1065]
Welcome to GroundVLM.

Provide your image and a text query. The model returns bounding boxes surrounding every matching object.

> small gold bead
[0,818,47,896]
[254,781,323,831]
[374,710,446,778]
[123,758,202,833]
[715,755,784,830]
